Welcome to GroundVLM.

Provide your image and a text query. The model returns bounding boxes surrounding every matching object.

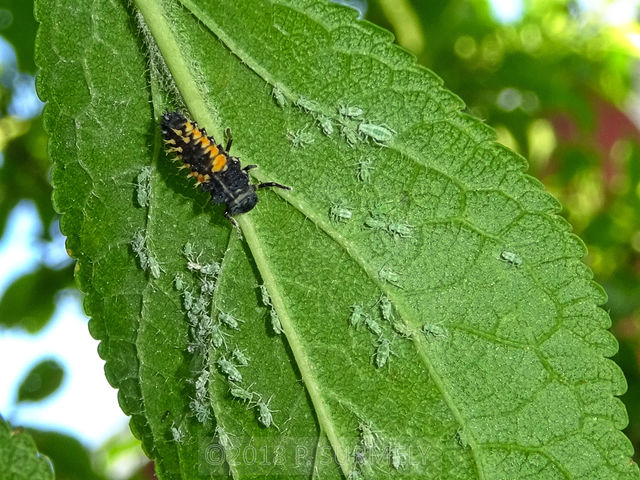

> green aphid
[256,395,278,429]
[229,382,255,403]
[339,104,364,118]
[183,242,195,257]
[329,203,352,222]
[364,215,387,231]
[317,115,334,136]
[270,309,284,335]
[219,311,242,330]
[375,337,392,368]
[296,96,320,112]
[171,424,185,443]
[499,250,522,267]
[174,273,186,291]
[259,284,272,306]
[288,126,315,148]
[379,295,394,322]
[136,167,152,207]
[358,420,379,450]
[210,323,230,348]
[422,323,448,339]
[182,290,195,311]
[272,85,287,108]
[148,255,162,279]
[356,158,374,183]
[216,425,235,449]
[364,316,382,337]
[349,304,366,329]
[340,123,361,146]
[391,321,413,338]
[390,446,406,470]
[217,357,242,382]
[387,221,414,239]
[358,122,395,143]
[379,266,400,285]
[232,346,250,366]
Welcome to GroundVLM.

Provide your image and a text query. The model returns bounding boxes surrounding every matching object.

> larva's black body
[161,111,290,223]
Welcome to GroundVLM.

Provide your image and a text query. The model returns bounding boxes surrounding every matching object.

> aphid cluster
[161,111,290,225]
[135,167,152,207]
[176,242,226,423]
[131,230,161,279]
[260,284,283,334]
[348,298,412,369]
[365,215,414,240]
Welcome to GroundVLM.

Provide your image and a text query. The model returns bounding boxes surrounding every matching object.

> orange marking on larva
[183,121,194,133]
[205,144,219,156]
[198,136,211,147]
[191,128,203,140]
[212,154,227,172]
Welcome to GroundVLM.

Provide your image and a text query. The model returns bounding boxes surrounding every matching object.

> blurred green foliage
[0,0,638,474]
[0,266,74,332]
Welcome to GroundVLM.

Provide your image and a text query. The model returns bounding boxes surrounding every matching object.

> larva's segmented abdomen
[161,111,230,181]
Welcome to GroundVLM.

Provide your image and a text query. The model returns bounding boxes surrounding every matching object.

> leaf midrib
[134,0,485,477]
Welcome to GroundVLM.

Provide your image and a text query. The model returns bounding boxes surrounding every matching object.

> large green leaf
[35,0,639,478]
[0,417,53,480]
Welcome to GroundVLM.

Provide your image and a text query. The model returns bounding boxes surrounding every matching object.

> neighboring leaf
[16,358,65,404]
[0,266,74,333]
[0,0,37,74]
[26,430,106,480]
[0,117,55,240]
[35,1,639,480]
[0,417,53,480]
